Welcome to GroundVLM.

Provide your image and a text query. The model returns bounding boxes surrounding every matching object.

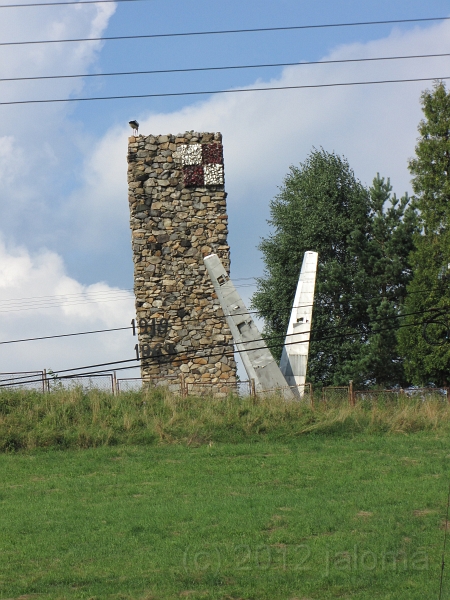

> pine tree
[358,175,417,386]
[398,82,450,385]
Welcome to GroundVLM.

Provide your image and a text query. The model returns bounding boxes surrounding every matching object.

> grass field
[1,431,449,599]
[2,387,450,451]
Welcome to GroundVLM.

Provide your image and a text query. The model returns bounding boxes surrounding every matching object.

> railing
[47,373,115,393]
[322,386,350,406]
[0,371,46,392]
[116,377,143,392]
[1,370,448,406]
[253,382,313,403]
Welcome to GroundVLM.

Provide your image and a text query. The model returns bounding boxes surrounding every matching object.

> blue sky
[0,0,449,376]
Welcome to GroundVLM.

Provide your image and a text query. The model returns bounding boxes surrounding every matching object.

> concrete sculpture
[204,253,294,399]
[279,251,318,396]
[205,251,318,398]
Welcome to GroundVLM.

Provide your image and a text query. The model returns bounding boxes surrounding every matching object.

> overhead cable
[0,0,149,7]
[0,297,446,347]
[1,305,441,381]
[1,75,449,106]
[1,16,449,43]
[2,52,449,83]
[0,315,429,387]
[0,325,132,345]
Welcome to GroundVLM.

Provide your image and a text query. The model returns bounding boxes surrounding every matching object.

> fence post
[250,378,256,398]
[112,371,117,395]
[349,380,355,406]
[180,373,187,398]
[309,383,314,409]
[42,369,47,393]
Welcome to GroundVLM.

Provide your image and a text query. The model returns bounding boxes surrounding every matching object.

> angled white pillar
[279,251,318,396]
[204,254,294,399]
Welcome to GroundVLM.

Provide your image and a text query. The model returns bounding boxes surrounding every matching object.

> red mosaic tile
[202,142,223,165]
[183,165,204,187]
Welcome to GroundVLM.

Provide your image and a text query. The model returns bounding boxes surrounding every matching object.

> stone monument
[127,131,237,392]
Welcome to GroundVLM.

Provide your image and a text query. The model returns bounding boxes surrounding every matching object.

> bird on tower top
[129,120,139,136]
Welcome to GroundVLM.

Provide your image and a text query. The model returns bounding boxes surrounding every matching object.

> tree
[251,149,371,386]
[398,82,450,385]
[252,150,416,387]
[357,176,417,387]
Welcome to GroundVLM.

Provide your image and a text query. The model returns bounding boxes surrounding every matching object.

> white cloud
[0,1,116,247]
[0,239,135,378]
[69,19,450,265]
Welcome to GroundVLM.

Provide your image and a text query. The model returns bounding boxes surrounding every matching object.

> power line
[1,16,449,44]
[0,324,132,345]
[0,288,445,347]
[0,283,256,313]
[0,278,254,308]
[0,314,429,388]
[1,303,441,380]
[0,278,253,304]
[0,292,134,313]
[0,288,134,304]
[0,0,148,7]
[2,75,449,106]
[2,52,449,83]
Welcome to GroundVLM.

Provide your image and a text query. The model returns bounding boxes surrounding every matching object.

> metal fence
[254,382,313,402]
[0,371,46,392]
[1,370,448,406]
[322,386,350,406]
[116,377,143,393]
[47,373,115,393]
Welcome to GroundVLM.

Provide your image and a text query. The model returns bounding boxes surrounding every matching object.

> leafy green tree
[398,82,450,385]
[251,149,371,386]
[252,150,416,387]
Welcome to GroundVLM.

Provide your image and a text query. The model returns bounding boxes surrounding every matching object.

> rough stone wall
[127,131,237,391]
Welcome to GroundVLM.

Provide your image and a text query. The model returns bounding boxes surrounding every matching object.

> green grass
[0,435,449,599]
[1,386,450,451]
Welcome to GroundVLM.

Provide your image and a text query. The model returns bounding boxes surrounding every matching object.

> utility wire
[0,278,253,303]
[0,315,428,387]
[0,277,253,308]
[2,52,449,83]
[0,288,134,304]
[2,75,450,106]
[0,311,435,387]
[0,283,252,312]
[0,293,134,313]
[1,16,449,43]
[0,325,132,345]
[0,298,445,347]
[0,0,149,7]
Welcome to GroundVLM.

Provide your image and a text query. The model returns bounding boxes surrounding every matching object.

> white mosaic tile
[178,144,202,166]
[204,164,224,185]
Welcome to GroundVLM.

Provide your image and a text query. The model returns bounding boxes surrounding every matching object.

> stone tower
[127,131,237,392]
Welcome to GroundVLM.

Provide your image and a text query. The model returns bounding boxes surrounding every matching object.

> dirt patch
[356,511,373,518]
[413,509,436,517]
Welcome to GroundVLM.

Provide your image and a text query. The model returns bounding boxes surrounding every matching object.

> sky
[0,0,449,382]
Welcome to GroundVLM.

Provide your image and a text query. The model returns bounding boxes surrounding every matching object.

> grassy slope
[0,435,449,599]
[2,387,450,451]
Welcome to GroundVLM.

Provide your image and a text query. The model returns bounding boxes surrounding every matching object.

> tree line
[252,81,450,388]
